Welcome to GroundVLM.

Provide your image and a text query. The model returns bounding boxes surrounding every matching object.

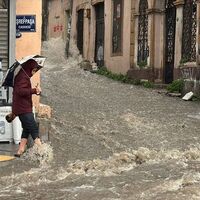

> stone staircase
[0,8,8,71]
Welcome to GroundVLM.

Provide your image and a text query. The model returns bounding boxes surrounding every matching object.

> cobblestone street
[0,40,200,199]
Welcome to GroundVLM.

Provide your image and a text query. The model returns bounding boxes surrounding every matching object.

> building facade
[0,0,42,107]
[16,0,43,110]
[44,0,71,40]
[71,0,131,74]
[71,0,200,84]
[0,0,15,72]
[41,0,72,57]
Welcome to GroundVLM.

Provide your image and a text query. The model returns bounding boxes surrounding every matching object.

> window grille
[182,0,197,62]
[165,0,176,64]
[112,0,123,54]
[137,0,148,65]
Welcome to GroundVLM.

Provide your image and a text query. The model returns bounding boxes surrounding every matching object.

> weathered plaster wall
[48,0,71,39]
[16,0,42,110]
[71,0,132,74]
[104,0,131,74]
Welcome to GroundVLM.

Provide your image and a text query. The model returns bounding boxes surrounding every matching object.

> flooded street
[1,38,200,199]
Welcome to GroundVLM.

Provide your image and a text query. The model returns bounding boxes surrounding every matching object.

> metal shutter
[0,8,8,71]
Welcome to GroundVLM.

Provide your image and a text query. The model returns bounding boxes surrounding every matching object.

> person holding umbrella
[2,55,46,157]
[13,59,42,157]
[13,59,43,157]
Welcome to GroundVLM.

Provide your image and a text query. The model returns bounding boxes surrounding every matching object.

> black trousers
[18,113,39,140]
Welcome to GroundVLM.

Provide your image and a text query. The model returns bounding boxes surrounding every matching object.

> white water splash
[23,143,53,166]
[58,146,200,178]
[42,37,82,72]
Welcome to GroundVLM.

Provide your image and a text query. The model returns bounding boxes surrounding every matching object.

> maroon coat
[12,60,38,116]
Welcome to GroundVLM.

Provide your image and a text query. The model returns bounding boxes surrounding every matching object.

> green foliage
[137,60,147,69]
[179,57,189,66]
[133,79,141,85]
[142,81,154,88]
[94,67,154,88]
[95,67,129,82]
[167,79,184,93]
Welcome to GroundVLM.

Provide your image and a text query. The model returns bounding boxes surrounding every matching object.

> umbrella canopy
[1,55,46,87]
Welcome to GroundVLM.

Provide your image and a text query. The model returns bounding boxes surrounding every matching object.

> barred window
[182,0,197,62]
[137,0,148,65]
[112,0,123,54]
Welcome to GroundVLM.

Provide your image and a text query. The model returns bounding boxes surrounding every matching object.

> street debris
[182,91,194,101]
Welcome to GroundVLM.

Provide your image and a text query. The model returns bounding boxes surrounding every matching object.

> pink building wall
[104,0,131,74]
[16,0,42,110]
[71,0,132,75]
[48,0,71,39]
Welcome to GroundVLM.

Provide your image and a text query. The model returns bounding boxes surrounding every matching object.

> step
[153,83,168,89]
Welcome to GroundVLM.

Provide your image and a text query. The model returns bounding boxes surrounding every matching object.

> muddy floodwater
[1,38,200,200]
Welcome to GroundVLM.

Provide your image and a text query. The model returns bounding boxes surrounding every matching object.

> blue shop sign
[16,15,36,32]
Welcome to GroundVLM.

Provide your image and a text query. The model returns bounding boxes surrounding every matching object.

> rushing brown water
[0,38,200,200]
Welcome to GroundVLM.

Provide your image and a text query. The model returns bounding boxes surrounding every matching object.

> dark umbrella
[1,55,46,87]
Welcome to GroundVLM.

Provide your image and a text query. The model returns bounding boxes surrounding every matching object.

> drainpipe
[65,0,73,57]
[150,3,156,82]
[152,9,155,82]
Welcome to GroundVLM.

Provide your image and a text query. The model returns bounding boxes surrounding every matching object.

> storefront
[0,1,15,102]
[0,0,15,72]
[0,0,43,108]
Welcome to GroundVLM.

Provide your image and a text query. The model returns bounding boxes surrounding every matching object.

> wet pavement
[0,143,18,156]
[0,38,200,199]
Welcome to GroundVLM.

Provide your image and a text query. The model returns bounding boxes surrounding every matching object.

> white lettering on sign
[16,17,35,26]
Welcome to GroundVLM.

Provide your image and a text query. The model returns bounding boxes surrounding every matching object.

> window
[182,0,197,62]
[137,0,148,65]
[112,0,123,54]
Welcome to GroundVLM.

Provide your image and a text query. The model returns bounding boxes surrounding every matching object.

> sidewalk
[0,142,18,167]
[0,142,18,156]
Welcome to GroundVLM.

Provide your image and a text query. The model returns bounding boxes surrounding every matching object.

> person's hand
[35,84,41,95]
[5,113,16,123]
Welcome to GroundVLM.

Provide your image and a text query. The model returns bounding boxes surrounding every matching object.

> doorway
[95,3,104,67]
[77,9,84,55]
[165,0,176,83]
